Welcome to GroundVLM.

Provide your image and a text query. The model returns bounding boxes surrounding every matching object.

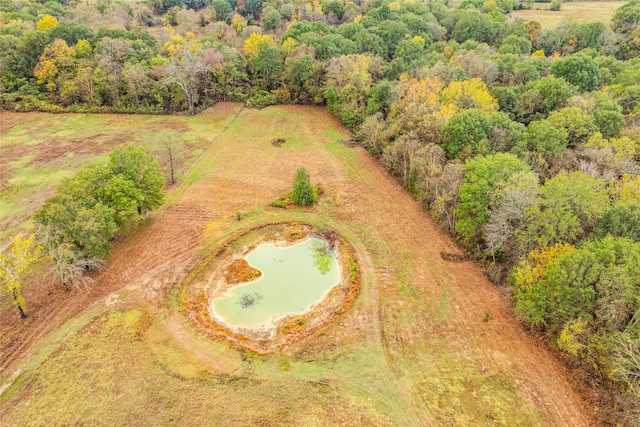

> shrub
[291,167,317,206]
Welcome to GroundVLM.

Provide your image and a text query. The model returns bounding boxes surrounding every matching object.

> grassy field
[0,104,593,426]
[511,1,626,30]
[0,111,229,242]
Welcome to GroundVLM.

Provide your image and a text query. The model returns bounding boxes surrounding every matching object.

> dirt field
[0,104,595,425]
[511,1,625,30]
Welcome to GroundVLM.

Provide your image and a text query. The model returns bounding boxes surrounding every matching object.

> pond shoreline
[179,222,360,353]
[208,236,343,332]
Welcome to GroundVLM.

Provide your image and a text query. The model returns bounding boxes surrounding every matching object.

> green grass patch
[2,304,392,426]
[8,155,34,169]
[418,352,542,426]
[9,167,75,188]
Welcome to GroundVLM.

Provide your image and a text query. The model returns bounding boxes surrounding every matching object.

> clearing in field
[0,104,594,425]
[511,1,626,29]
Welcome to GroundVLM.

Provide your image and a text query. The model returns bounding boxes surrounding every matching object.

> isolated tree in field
[157,132,184,185]
[0,234,41,318]
[34,194,118,261]
[291,167,316,206]
[35,145,165,291]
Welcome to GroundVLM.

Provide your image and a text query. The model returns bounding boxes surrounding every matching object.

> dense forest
[1,0,639,423]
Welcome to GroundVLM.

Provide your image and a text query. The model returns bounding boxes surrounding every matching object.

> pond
[211,237,341,328]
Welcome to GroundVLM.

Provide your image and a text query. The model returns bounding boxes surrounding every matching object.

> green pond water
[211,238,341,328]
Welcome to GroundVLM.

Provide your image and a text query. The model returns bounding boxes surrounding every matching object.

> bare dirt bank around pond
[179,222,360,353]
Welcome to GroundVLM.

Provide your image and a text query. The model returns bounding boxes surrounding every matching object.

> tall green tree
[514,119,568,161]
[592,203,640,242]
[525,171,610,248]
[106,145,166,219]
[442,109,524,159]
[550,54,601,92]
[547,107,597,147]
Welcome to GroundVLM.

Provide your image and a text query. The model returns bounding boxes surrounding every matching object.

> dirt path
[1,104,594,425]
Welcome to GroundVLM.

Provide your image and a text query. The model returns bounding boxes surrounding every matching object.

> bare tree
[427,162,465,234]
[382,134,421,188]
[50,243,103,292]
[123,63,152,109]
[36,224,102,292]
[484,171,539,260]
[358,113,389,157]
[611,331,640,397]
[157,132,184,185]
[160,48,224,115]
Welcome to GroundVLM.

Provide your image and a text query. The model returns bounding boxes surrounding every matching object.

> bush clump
[291,167,317,206]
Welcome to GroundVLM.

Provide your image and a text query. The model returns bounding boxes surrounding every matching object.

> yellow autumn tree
[231,14,247,34]
[439,77,498,114]
[312,0,323,14]
[557,318,590,357]
[164,34,186,57]
[34,39,76,93]
[609,174,640,204]
[281,37,298,55]
[512,243,576,292]
[36,15,59,31]
[388,1,401,10]
[75,39,93,59]
[390,75,444,117]
[244,33,275,57]
[0,234,42,319]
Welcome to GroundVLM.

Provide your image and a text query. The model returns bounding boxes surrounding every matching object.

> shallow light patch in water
[211,238,341,328]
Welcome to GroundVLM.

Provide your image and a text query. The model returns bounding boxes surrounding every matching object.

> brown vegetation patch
[282,222,308,242]
[224,259,262,284]
[440,250,470,262]
[179,222,360,354]
[271,137,285,147]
